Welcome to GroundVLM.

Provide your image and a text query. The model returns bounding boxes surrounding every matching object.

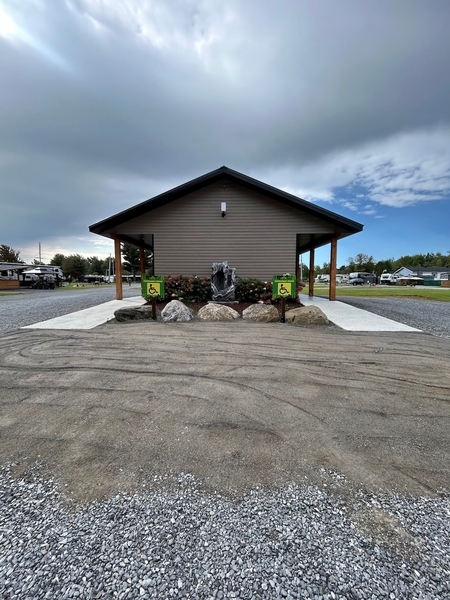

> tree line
[314,252,450,277]
[2,244,449,280]
[0,244,152,281]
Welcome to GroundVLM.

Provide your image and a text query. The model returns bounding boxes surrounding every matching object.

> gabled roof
[405,266,450,273]
[89,166,363,252]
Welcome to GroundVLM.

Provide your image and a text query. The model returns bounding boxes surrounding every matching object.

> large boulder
[114,305,158,322]
[285,305,329,326]
[242,304,279,323]
[197,303,240,321]
[161,300,194,322]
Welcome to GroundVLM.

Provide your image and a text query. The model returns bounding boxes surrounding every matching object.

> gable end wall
[115,180,336,279]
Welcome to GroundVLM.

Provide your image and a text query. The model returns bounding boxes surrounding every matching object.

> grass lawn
[306,285,450,302]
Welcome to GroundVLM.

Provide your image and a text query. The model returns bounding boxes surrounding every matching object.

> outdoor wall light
[221,202,226,217]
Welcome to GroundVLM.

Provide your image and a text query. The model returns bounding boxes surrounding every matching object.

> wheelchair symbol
[148,284,159,295]
[279,284,290,296]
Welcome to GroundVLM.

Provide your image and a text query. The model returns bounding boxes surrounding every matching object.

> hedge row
[159,275,276,303]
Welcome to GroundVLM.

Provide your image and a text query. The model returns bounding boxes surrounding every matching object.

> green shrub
[235,277,273,303]
[164,275,211,302]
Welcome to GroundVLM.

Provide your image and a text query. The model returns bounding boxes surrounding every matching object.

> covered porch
[108,230,343,302]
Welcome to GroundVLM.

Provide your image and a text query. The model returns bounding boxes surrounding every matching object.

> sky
[1,0,450,268]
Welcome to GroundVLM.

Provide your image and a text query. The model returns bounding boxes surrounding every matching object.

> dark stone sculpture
[211,261,236,302]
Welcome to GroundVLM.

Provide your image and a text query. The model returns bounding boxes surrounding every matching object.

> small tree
[0,244,22,262]
[50,253,65,267]
[86,256,104,275]
[122,244,152,280]
[62,254,88,280]
[348,253,375,273]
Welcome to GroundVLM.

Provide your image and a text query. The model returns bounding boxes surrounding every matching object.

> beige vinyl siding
[115,179,336,279]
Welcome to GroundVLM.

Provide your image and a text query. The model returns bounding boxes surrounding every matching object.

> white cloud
[264,127,450,212]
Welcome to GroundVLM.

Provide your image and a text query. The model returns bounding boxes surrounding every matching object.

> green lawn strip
[306,285,450,302]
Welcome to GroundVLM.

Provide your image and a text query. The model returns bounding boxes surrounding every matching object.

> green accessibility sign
[141,276,165,299]
[272,275,296,299]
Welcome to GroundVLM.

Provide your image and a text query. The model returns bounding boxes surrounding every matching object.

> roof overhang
[110,233,153,251]
[0,262,34,272]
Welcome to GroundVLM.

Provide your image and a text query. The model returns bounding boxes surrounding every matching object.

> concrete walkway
[22,294,422,332]
[300,294,421,332]
[23,296,146,330]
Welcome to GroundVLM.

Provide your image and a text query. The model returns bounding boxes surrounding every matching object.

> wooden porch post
[139,247,146,277]
[113,235,123,300]
[309,246,315,297]
[329,236,338,301]
[295,236,301,303]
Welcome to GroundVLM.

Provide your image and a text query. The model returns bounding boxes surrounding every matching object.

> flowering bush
[235,278,274,303]
[164,275,211,302]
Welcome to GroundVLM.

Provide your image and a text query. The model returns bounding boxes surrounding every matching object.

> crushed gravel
[337,296,450,338]
[1,465,449,600]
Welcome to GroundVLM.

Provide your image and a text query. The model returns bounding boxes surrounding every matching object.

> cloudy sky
[1,0,450,267]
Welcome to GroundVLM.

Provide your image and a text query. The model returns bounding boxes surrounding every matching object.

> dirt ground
[0,321,449,503]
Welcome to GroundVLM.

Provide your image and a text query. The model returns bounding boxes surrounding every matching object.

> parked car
[348,277,365,286]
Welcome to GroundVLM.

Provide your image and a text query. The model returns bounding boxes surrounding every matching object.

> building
[393,266,450,285]
[0,262,33,290]
[89,166,363,300]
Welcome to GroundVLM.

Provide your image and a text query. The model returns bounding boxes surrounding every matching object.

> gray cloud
[1,0,450,259]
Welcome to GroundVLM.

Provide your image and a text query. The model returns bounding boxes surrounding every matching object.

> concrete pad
[300,294,422,332]
[1,322,448,503]
[23,296,146,330]
[22,293,421,333]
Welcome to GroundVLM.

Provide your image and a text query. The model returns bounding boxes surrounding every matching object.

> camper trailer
[314,274,330,283]
[349,272,377,284]
[22,265,64,288]
[379,272,399,285]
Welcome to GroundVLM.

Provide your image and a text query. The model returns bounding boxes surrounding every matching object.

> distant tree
[394,253,426,269]
[348,253,375,273]
[374,259,394,276]
[50,253,65,267]
[62,254,88,280]
[314,262,330,275]
[86,256,104,275]
[122,244,153,279]
[0,244,22,262]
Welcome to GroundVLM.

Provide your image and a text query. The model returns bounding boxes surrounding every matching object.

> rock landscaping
[161,300,194,322]
[285,305,329,326]
[114,300,331,327]
[197,303,240,321]
[242,303,279,323]
[114,305,159,322]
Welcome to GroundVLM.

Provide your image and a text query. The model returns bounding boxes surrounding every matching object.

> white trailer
[379,272,399,285]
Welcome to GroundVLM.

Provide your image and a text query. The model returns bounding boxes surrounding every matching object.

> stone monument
[211,261,236,302]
